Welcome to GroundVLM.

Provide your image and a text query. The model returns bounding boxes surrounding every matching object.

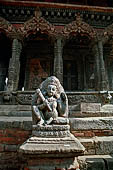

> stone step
[77,155,113,170]
[0,116,32,130]
[1,104,113,118]
[69,110,113,118]
[0,105,32,116]
[0,105,31,111]
[1,109,113,117]
[0,110,32,117]
[70,117,113,131]
[78,136,113,155]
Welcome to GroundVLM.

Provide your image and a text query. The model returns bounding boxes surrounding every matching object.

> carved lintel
[63,13,96,40]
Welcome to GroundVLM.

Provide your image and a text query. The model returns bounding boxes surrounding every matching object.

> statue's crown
[47,76,58,87]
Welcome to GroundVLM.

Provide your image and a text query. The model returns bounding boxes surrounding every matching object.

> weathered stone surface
[0,105,32,117]
[32,124,70,138]
[69,110,113,118]
[95,136,113,155]
[0,116,32,130]
[79,138,95,155]
[4,144,18,152]
[78,136,113,155]
[21,157,79,170]
[78,155,113,170]
[80,102,101,112]
[19,131,85,157]
[70,117,113,131]
[104,157,113,170]
[101,104,113,112]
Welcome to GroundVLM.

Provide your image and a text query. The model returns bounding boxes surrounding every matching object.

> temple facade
[1,1,113,170]
[0,0,113,93]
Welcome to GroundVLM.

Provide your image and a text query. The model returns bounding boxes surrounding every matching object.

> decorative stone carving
[103,23,113,44]
[19,76,85,170]
[18,8,56,39]
[32,124,70,138]
[68,94,101,105]
[31,76,68,125]
[63,14,96,40]
[0,17,17,38]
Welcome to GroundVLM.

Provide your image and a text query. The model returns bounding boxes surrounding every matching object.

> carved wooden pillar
[93,44,101,90]
[83,56,87,90]
[98,40,108,90]
[8,39,22,91]
[54,38,63,84]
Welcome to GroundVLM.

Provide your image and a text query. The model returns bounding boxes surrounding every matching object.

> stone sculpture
[19,76,85,170]
[31,76,69,125]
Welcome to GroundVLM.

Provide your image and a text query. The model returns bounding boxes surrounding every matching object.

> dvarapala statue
[31,76,69,125]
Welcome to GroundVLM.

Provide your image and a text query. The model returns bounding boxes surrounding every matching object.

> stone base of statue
[19,124,85,170]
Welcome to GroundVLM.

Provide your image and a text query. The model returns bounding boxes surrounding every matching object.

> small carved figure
[105,91,112,104]
[31,76,68,125]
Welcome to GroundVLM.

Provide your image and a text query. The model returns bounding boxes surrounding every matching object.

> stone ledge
[69,110,113,118]
[0,111,32,117]
[1,104,113,118]
[0,117,113,132]
[70,117,113,131]
[0,116,32,130]
[19,134,85,157]
[77,155,113,170]
[79,136,113,155]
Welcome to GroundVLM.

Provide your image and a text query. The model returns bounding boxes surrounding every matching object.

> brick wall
[0,117,32,170]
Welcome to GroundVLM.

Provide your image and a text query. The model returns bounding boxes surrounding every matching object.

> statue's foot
[46,117,53,125]
[52,117,69,125]
[37,119,45,126]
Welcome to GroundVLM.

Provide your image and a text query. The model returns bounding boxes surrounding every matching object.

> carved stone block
[19,124,85,158]
[80,102,101,112]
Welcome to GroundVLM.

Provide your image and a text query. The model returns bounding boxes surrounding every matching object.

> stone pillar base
[21,157,79,170]
[19,125,85,170]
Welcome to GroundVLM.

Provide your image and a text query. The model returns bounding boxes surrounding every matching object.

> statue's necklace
[47,97,56,102]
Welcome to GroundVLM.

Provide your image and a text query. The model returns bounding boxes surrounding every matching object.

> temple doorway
[63,60,78,91]
[63,34,94,91]
[19,33,54,90]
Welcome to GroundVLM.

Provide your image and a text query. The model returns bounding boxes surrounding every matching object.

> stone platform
[19,124,85,157]
[19,124,85,170]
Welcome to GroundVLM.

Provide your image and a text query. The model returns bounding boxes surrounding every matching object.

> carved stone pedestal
[19,125,85,170]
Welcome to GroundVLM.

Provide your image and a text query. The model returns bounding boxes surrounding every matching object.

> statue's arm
[37,98,47,110]
[57,92,68,117]
[31,91,46,110]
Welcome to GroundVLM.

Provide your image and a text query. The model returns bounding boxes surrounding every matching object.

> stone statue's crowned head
[39,76,64,98]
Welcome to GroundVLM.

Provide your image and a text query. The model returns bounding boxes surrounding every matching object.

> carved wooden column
[8,39,22,91]
[98,40,108,90]
[54,38,63,84]
[83,56,87,90]
[93,43,101,90]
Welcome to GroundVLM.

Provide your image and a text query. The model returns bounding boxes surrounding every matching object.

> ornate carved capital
[63,14,96,40]
[102,23,113,44]
[0,17,17,38]
[18,13,56,40]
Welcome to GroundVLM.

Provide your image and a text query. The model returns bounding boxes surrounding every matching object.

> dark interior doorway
[63,60,78,91]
